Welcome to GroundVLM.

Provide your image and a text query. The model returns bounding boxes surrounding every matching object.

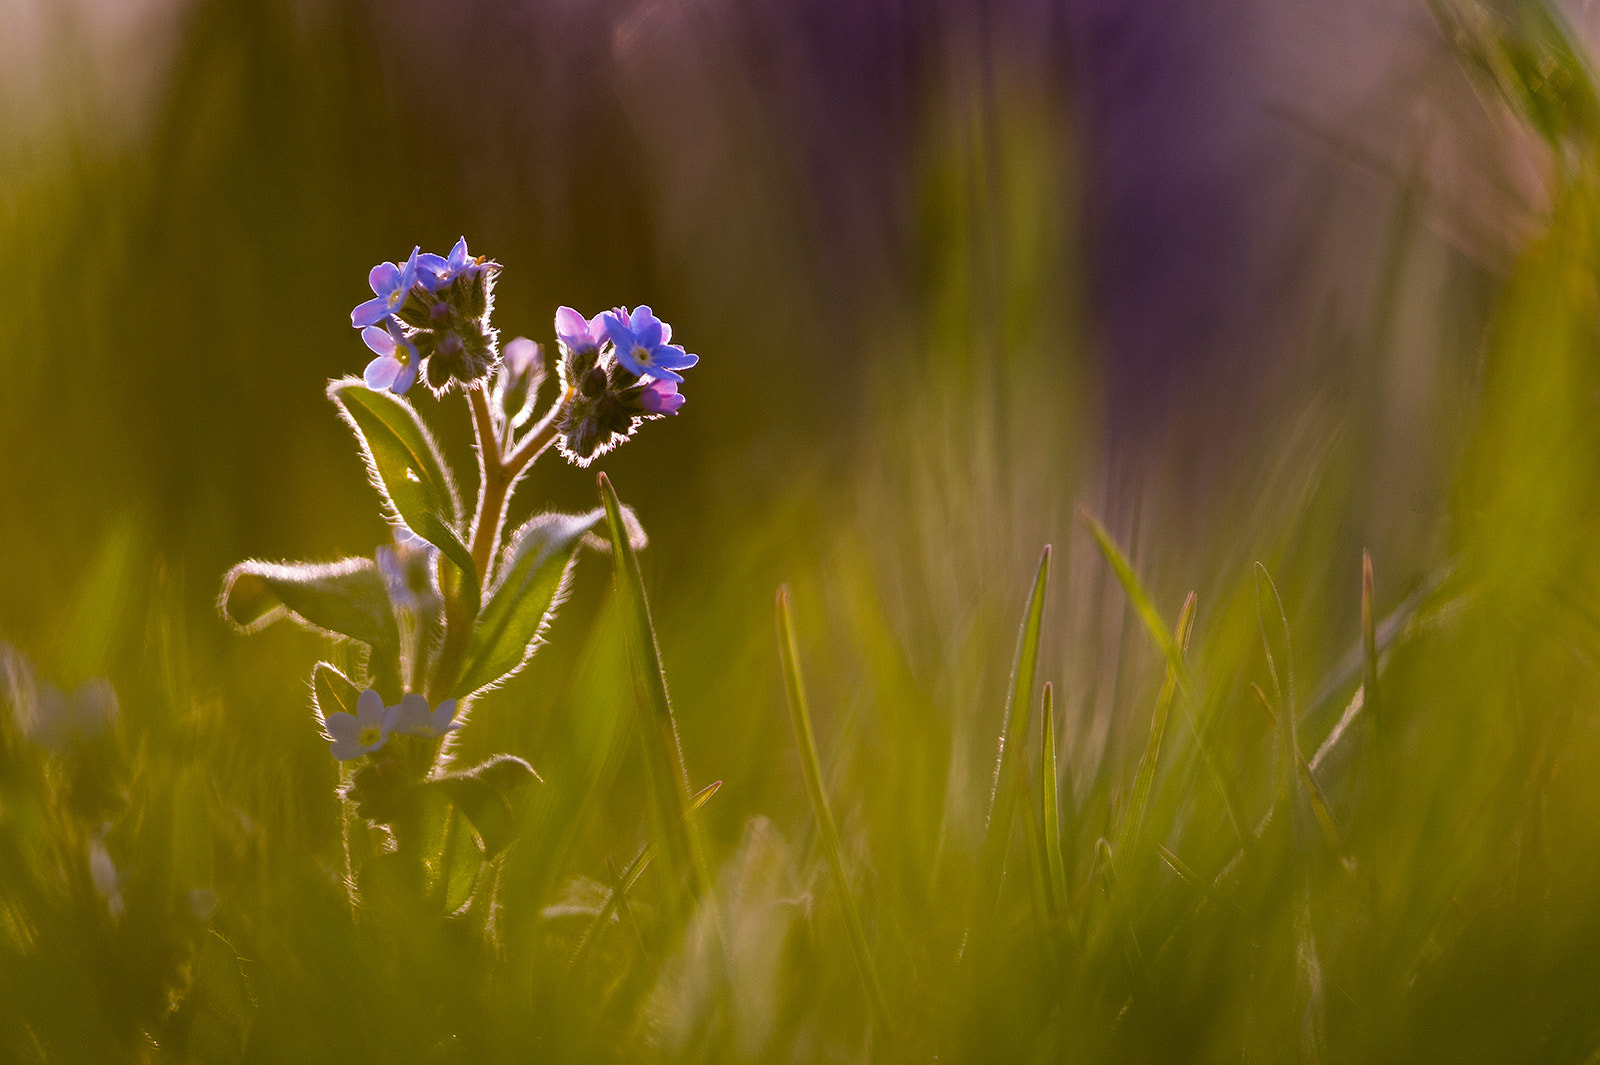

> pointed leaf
[219,558,399,650]
[454,510,607,697]
[428,754,541,859]
[328,377,461,537]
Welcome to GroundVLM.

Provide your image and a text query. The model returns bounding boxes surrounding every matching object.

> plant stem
[427,385,569,704]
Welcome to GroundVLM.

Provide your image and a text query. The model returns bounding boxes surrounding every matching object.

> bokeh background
[6,0,1600,1061]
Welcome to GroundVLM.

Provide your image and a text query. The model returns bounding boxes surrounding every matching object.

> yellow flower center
[359,726,381,747]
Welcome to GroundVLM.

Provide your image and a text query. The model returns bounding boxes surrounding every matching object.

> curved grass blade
[597,472,707,906]
[1081,508,1244,845]
[974,545,1050,930]
[1254,563,1300,801]
[1117,592,1196,857]
[777,586,890,1029]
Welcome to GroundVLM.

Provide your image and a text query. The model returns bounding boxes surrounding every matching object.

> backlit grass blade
[1117,591,1196,856]
[1254,563,1300,802]
[1040,683,1068,915]
[975,544,1050,928]
[597,472,707,907]
[1079,508,1190,696]
[1082,509,1244,844]
[777,586,890,1029]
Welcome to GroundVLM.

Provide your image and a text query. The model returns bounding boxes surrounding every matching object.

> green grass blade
[1254,563,1300,800]
[777,586,890,1030]
[1117,591,1196,856]
[597,472,707,907]
[1040,683,1068,916]
[1080,508,1190,696]
[1083,509,1244,845]
[975,544,1051,928]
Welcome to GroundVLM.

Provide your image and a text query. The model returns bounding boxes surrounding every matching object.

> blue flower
[324,688,398,761]
[351,247,421,328]
[361,320,419,394]
[601,305,699,382]
[392,693,461,738]
[416,237,473,293]
[554,306,607,356]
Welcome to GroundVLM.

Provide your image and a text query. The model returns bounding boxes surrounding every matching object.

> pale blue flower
[325,688,397,760]
[392,693,461,738]
[362,320,419,394]
[601,305,699,382]
[416,236,473,293]
[351,247,421,328]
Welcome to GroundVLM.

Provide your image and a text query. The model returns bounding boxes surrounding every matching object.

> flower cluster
[352,238,501,397]
[553,305,695,465]
[324,689,460,761]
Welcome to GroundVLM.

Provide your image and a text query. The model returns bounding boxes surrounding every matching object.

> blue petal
[449,236,469,267]
[365,356,400,391]
[632,306,663,348]
[362,325,396,356]
[655,345,698,371]
[351,298,389,328]
[324,712,358,739]
[391,360,418,394]
[369,262,400,295]
[641,364,684,384]
[600,312,633,348]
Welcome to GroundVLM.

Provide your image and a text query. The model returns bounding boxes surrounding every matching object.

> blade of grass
[777,587,891,1030]
[567,781,722,970]
[1117,592,1197,857]
[1081,508,1245,846]
[597,473,707,911]
[1040,683,1068,915]
[974,545,1051,932]
[1254,563,1300,806]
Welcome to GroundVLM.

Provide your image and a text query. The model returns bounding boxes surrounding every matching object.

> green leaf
[597,472,707,907]
[428,754,541,859]
[311,662,362,720]
[454,510,607,697]
[328,376,461,536]
[219,558,399,650]
[410,511,479,620]
[1039,683,1068,916]
[1117,592,1196,857]
[777,586,889,1029]
[975,544,1050,930]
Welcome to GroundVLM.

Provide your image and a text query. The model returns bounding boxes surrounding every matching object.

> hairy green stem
[426,385,568,704]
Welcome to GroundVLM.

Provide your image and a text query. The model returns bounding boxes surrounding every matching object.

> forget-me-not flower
[362,320,420,394]
[417,237,473,293]
[325,689,397,761]
[555,307,607,356]
[351,247,421,328]
[392,693,461,738]
[602,306,699,382]
[641,378,684,416]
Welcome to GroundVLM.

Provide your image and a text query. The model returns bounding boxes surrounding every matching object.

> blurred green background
[6,0,1600,1061]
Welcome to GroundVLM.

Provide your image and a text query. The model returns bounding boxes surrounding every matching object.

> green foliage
[219,557,398,650]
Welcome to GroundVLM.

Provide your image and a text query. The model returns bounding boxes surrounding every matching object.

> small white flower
[391,693,461,739]
[324,689,397,761]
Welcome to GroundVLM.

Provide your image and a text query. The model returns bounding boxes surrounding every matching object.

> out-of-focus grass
[6,1,1600,1062]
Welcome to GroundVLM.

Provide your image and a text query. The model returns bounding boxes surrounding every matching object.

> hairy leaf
[220,558,398,650]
